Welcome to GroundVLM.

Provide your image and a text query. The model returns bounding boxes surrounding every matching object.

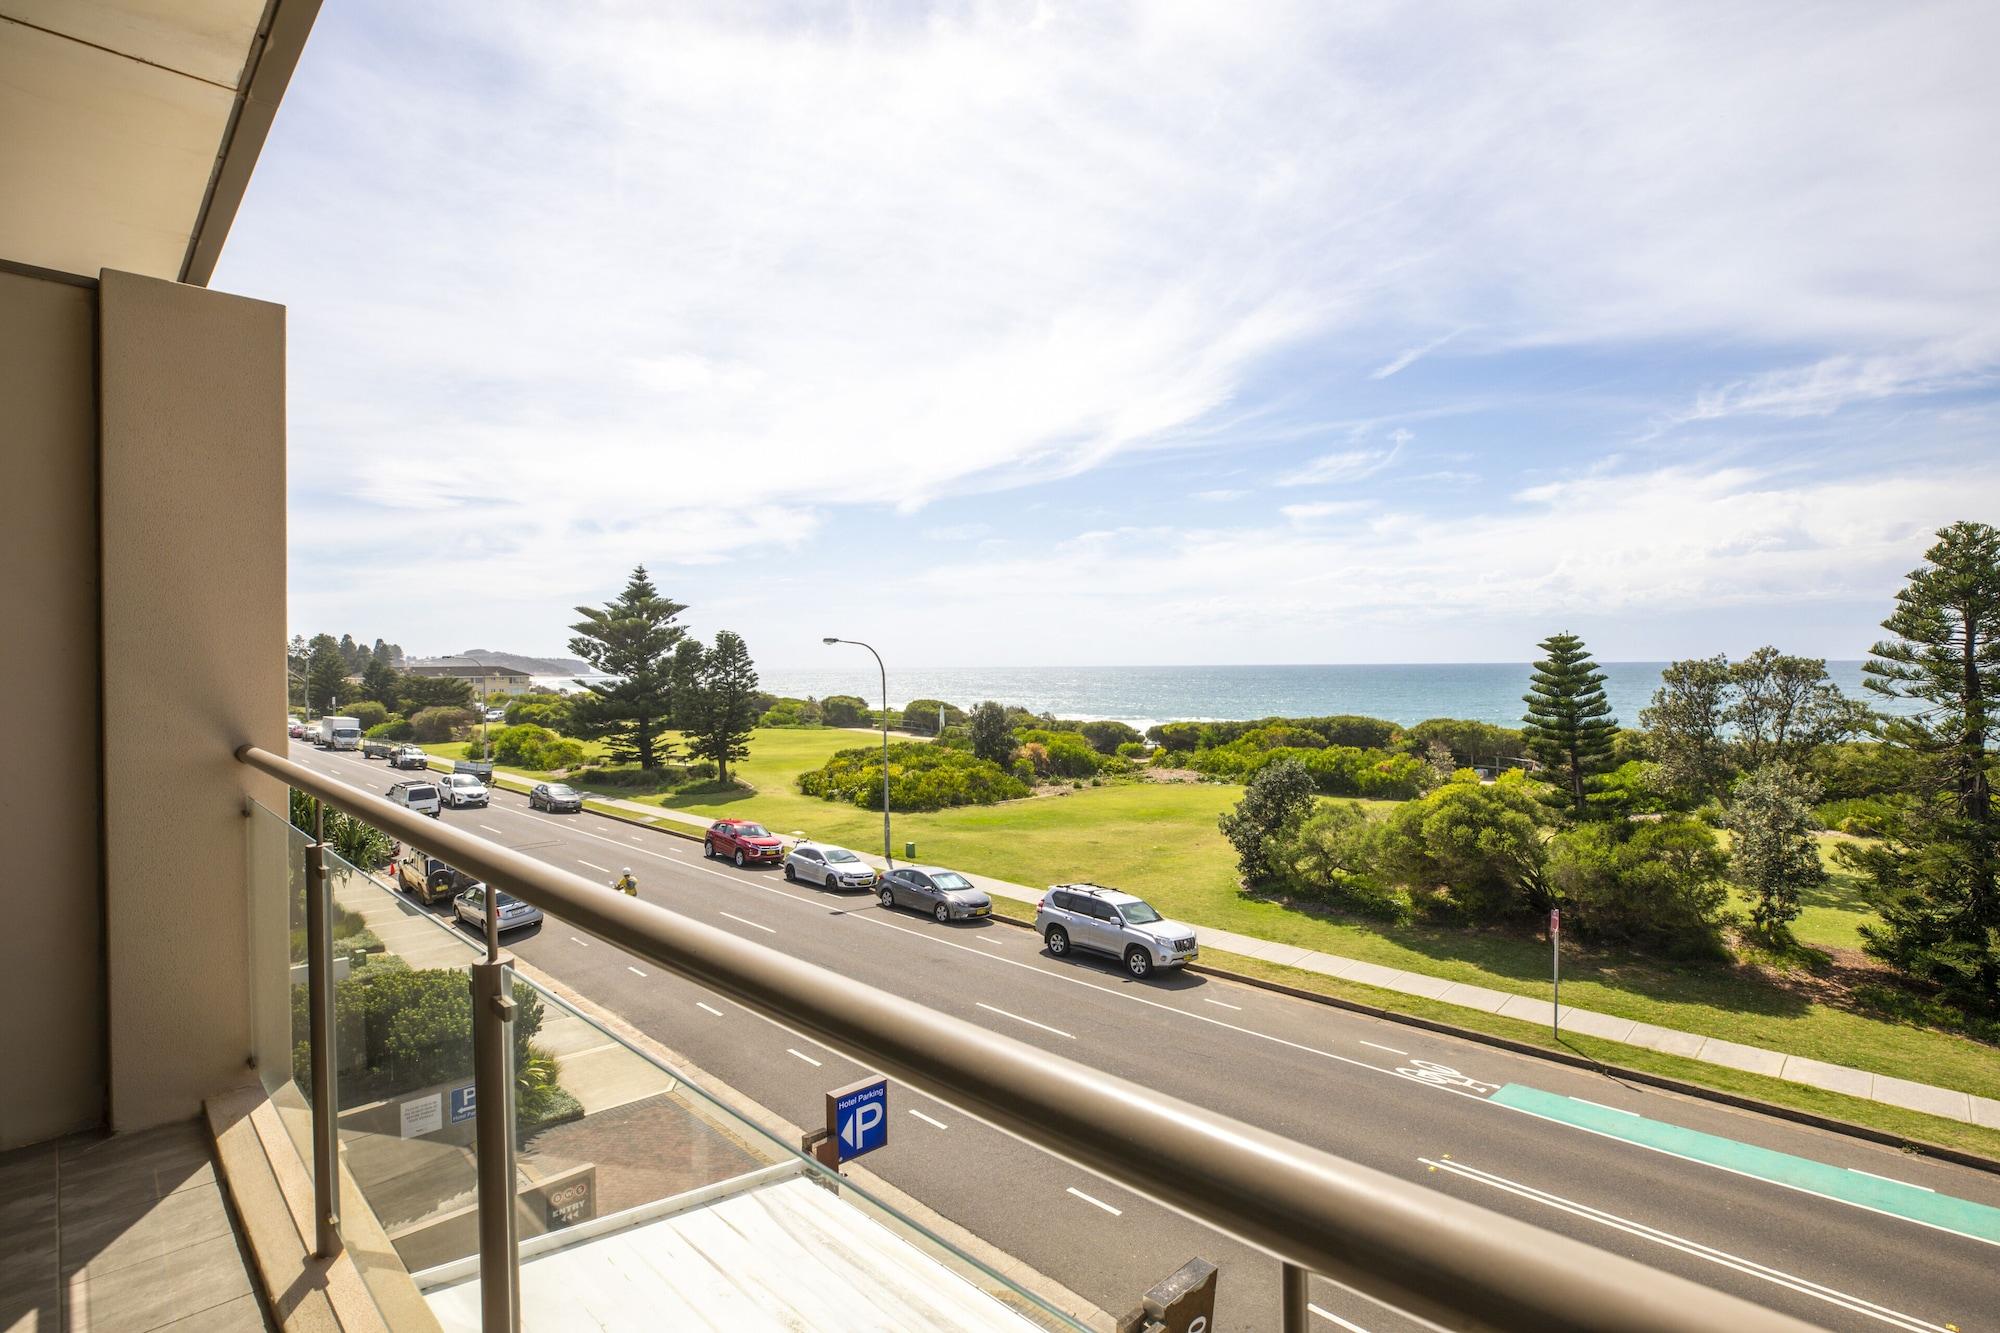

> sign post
[826,1077,889,1164]
[1549,907,1561,1041]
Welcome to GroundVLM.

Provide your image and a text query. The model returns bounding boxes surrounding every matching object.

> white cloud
[1193,488,1248,502]
[1673,342,1997,425]
[1282,430,1408,486]
[1280,500,1374,523]
[1371,331,1461,380]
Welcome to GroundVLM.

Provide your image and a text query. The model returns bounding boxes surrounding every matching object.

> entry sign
[449,1084,477,1124]
[828,1077,889,1162]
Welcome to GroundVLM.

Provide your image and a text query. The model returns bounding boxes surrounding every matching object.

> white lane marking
[787,1048,823,1067]
[1849,1168,1934,1192]
[578,860,610,873]
[1359,1041,1407,1055]
[1308,1304,1371,1333]
[480,824,506,834]
[1203,997,1242,1010]
[696,1002,724,1017]
[569,935,590,948]
[1572,1097,1639,1116]
[910,1110,948,1130]
[719,910,777,935]
[627,966,646,977]
[1423,1157,1952,1333]
[1065,1186,1121,1216]
[976,1002,1074,1040]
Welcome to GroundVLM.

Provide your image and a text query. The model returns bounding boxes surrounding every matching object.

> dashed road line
[910,1110,948,1130]
[976,1002,1074,1040]
[719,910,777,934]
[1066,1187,1121,1216]
[1203,997,1242,1010]
[1359,1041,1407,1055]
[696,1002,724,1017]
[569,935,590,948]
[627,966,647,977]
[787,1048,823,1067]
[480,824,505,834]
[578,859,610,873]
[1308,1304,1370,1333]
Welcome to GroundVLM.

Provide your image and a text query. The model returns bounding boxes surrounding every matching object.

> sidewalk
[484,763,2000,1134]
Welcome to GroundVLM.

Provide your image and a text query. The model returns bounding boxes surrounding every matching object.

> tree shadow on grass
[1801,869,1874,918]
[1243,889,1815,1021]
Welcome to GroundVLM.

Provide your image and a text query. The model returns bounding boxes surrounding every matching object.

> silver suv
[1035,884,1198,978]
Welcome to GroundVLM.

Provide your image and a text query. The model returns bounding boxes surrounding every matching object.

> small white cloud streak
[1371,330,1461,379]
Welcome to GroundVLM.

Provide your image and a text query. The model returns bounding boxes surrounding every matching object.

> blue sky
[219,1,2000,668]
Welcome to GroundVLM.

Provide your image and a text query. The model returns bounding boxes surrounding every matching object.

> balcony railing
[239,742,1821,1333]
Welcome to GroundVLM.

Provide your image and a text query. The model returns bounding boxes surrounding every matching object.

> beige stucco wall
[0,267,108,1149]
[98,269,288,1133]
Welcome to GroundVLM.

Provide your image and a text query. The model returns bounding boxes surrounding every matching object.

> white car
[784,842,880,890]
[439,772,490,808]
[454,883,543,933]
[384,780,442,818]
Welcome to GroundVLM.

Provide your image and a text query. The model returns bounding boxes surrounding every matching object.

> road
[293,741,2000,1332]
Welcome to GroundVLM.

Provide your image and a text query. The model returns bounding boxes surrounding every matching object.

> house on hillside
[404,656,535,695]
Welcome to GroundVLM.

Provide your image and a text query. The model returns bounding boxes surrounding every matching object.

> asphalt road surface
[291,741,2000,1332]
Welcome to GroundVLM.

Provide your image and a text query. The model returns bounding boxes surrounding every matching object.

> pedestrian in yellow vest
[613,868,638,897]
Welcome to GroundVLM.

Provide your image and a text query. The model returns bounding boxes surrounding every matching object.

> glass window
[737,823,771,838]
[799,849,821,862]
[826,849,859,863]
[1120,901,1163,924]
[931,872,972,891]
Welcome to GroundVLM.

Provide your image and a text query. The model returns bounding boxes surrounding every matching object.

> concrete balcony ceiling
[0,0,317,284]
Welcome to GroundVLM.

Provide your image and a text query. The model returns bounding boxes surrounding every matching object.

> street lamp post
[823,637,892,868]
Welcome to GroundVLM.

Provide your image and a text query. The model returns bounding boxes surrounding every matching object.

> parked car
[453,883,543,933]
[877,865,991,922]
[395,846,473,905]
[705,819,784,867]
[1035,883,1197,978]
[384,780,442,818]
[361,736,398,759]
[528,782,583,812]
[439,772,490,809]
[390,745,430,770]
[287,719,306,738]
[484,707,506,722]
[784,842,879,890]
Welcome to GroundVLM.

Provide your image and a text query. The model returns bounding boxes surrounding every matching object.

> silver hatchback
[877,865,991,922]
[1035,883,1198,978]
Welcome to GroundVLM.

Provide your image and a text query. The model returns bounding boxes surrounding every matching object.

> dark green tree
[1639,655,1733,803]
[566,566,688,770]
[1521,632,1618,817]
[1725,763,1825,936]
[1727,647,1869,771]
[397,673,475,712]
[1217,756,1317,888]
[305,633,349,713]
[821,695,870,728]
[360,658,401,711]
[968,700,1015,766]
[1840,521,2000,1012]
[684,631,760,784]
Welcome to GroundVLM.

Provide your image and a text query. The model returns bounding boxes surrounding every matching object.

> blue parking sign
[449,1084,477,1124]
[829,1078,888,1161]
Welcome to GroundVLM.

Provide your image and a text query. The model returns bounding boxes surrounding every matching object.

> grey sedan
[877,865,991,922]
[453,883,544,934]
[529,782,583,812]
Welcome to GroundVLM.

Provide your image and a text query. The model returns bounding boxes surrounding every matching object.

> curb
[976,908,2000,1177]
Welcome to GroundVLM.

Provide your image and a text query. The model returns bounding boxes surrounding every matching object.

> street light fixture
[824,637,892,868]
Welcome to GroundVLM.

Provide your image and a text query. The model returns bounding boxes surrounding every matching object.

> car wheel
[733,849,745,868]
[1045,926,1069,956]
[877,886,895,909]
[784,862,796,882]
[704,840,715,859]
[934,902,951,924]
[1125,946,1154,979]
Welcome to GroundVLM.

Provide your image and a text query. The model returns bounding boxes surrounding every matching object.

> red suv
[705,819,784,867]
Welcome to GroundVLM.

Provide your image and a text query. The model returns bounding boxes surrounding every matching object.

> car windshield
[736,824,771,838]
[825,849,859,863]
[547,785,576,798]
[1119,900,1163,924]
[494,891,527,909]
[932,872,973,891]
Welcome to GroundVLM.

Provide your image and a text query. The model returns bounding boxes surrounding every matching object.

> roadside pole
[1550,907,1561,1041]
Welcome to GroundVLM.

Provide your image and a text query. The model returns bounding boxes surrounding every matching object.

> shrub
[900,699,967,737]
[538,739,587,770]
[294,967,545,1103]
[821,695,870,728]
[1546,818,1729,955]
[969,701,1016,766]
[1079,720,1143,754]
[348,700,389,730]
[761,697,822,728]
[1725,763,1825,934]
[1241,723,1325,751]
[409,706,475,743]
[1816,796,1898,837]
[1115,741,1148,759]
[364,717,413,741]
[492,723,558,767]
[685,759,718,780]
[1585,760,1686,817]
[504,694,576,734]
[1278,803,1406,918]
[1017,729,1100,777]
[571,764,681,788]
[1147,721,1207,752]
[1374,772,1550,921]
[799,741,1029,812]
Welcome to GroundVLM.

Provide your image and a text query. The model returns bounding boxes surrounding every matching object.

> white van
[384,780,442,818]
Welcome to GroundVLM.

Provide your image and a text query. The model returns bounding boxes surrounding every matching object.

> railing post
[303,799,340,1258]
[1280,1263,1308,1333]
[472,894,520,1331]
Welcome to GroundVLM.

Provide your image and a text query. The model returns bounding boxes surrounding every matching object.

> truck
[314,715,362,751]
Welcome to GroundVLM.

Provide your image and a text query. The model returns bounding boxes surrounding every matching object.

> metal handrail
[241,744,1820,1333]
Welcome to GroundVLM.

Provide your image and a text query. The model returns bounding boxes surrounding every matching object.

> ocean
[533,661,1882,733]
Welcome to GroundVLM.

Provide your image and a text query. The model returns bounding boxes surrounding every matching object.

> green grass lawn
[438,726,2000,1104]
